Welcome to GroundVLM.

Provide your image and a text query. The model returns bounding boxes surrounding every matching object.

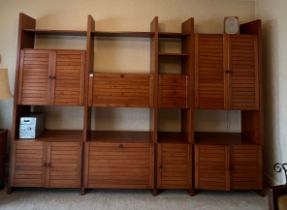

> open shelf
[158,132,188,144]
[194,132,257,145]
[93,31,153,38]
[24,29,86,36]
[158,53,189,57]
[88,131,152,143]
[16,129,83,142]
[159,32,189,38]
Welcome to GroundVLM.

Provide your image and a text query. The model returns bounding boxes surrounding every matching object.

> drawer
[159,75,188,108]
[86,142,153,188]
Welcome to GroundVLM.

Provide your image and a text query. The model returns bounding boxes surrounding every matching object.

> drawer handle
[160,165,163,169]
[119,144,124,148]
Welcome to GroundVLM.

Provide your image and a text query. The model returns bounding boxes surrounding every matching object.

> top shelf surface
[92,31,153,38]
[24,29,87,36]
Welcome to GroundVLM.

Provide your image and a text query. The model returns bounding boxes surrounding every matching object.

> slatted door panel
[18,49,51,105]
[54,50,85,105]
[47,142,81,188]
[230,145,262,190]
[87,142,153,188]
[157,144,191,189]
[229,35,259,110]
[158,75,188,108]
[12,141,45,187]
[195,34,225,109]
[91,74,152,107]
[195,145,229,190]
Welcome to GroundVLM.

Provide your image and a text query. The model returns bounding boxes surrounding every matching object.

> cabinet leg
[187,189,196,196]
[152,188,159,196]
[255,189,266,197]
[80,187,86,195]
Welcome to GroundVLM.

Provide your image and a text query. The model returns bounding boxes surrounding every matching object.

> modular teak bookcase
[8,13,263,195]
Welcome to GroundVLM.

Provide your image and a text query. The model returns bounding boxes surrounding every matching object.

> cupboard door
[228,35,259,110]
[158,75,188,108]
[12,141,45,187]
[54,50,85,105]
[86,142,153,188]
[157,144,191,189]
[91,74,152,107]
[230,145,262,190]
[46,142,81,188]
[195,145,229,190]
[18,49,52,105]
[195,34,225,109]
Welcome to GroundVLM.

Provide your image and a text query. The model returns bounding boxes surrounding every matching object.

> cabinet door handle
[118,144,124,148]
[48,76,56,80]
[47,163,51,168]
[159,165,163,169]
[225,70,232,74]
[43,162,47,167]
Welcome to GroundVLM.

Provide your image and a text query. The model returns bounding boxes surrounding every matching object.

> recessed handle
[118,144,124,148]
[48,76,56,79]
[225,70,232,74]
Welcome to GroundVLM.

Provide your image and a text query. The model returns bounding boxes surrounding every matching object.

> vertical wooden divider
[82,15,95,195]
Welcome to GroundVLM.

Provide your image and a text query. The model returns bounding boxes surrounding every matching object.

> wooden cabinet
[195,144,262,191]
[85,142,154,189]
[158,75,188,108]
[157,143,192,189]
[195,34,259,110]
[11,141,81,188]
[89,73,153,107]
[18,49,85,106]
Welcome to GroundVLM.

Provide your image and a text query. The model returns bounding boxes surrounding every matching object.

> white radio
[19,113,44,139]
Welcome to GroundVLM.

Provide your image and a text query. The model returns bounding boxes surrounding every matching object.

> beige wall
[0,1,255,133]
[256,0,287,185]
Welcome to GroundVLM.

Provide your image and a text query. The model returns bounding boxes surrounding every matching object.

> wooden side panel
[12,141,45,187]
[18,49,51,105]
[54,50,85,105]
[87,142,153,188]
[47,142,81,188]
[92,74,152,107]
[195,145,229,190]
[158,75,188,108]
[229,35,259,110]
[157,144,191,189]
[230,145,262,190]
[195,34,225,109]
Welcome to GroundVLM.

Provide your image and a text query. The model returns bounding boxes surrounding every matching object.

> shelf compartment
[93,31,153,38]
[24,29,86,36]
[88,131,152,143]
[158,132,188,144]
[89,73,153,107]
[16,130,83,142]
[194,132,257,145]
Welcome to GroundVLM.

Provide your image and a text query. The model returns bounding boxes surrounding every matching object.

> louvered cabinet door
[54,50,85,105]
[195,34,225,109]
[86,142,153,189]
[18,49,52,105]
[12,141,45,187]
[228,35,259,110]
[91,74,152,107]
[46,142,81,188]
[157,144,191,189]
[195,145,229,190]
[230,145,262,190]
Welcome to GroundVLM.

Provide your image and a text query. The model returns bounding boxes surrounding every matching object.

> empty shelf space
[17,130,83,142]
[158,132,189,143]
[24,29,86,36]
[92,31,153,37]
[194,132,257,145]
[88,131,153,143]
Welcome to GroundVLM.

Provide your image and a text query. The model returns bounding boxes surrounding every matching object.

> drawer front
[91,74,152,107]
[47,142,81,188]
[87,142,153,188]
[195,145,229,190]
[159,75,188,108]
[12,141,45,187]
[230,145,262,190]
[158,144,191,189]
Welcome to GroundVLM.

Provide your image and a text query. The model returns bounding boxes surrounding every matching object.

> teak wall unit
[8,13,263,195]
